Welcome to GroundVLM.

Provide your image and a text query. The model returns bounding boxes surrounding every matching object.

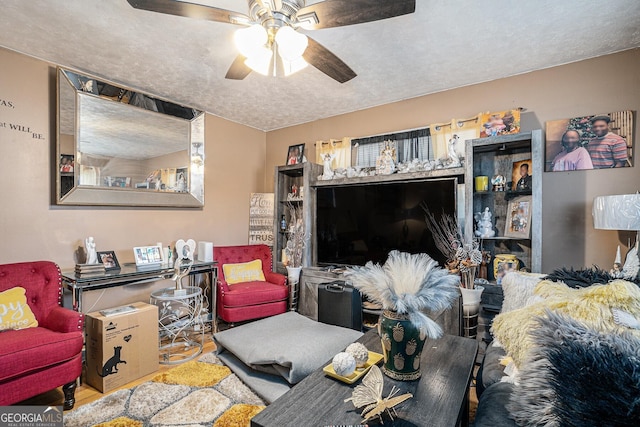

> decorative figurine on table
[474,208,496,238]
[491,175,506,191]
[610,245,624,279]
[321,153,335,180]
[345,364,413,424]
[447,134,462,168]
[172,239,196,290]
[376,140,397,175]
[85,236,98,264]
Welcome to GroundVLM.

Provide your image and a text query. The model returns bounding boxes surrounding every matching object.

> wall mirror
[56,68,205,207]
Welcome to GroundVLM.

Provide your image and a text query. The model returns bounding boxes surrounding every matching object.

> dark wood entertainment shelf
[310,167,464,187]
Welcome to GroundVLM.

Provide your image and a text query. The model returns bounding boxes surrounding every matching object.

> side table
[61,261,218,333]
[150,286,205,364]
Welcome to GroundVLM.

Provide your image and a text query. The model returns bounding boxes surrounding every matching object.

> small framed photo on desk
[97,250,120,270]
[133,245,163,267]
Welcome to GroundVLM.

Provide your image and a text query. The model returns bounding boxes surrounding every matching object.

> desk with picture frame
[61,261,218,333]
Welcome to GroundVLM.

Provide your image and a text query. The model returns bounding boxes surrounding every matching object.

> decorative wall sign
[545,110,634,172]
[249,193,274,247]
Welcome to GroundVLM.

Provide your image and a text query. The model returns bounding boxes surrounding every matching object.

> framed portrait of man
[545,111,633,172]
[512,159,532,191]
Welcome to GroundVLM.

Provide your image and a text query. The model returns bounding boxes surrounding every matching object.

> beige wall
[266,49,640,272]
[2,45,639,279]
[0,47,267,270]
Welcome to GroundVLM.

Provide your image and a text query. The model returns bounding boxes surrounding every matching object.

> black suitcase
[317,281,362,331]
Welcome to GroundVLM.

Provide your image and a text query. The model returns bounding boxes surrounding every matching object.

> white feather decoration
[345,251,460,339]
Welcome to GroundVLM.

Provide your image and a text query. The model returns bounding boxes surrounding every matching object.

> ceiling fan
[126,0,416,83]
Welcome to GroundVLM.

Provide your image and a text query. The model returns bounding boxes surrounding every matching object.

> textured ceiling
[1,0,639,131]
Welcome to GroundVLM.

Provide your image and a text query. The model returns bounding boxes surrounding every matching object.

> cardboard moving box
[85,302,159,393]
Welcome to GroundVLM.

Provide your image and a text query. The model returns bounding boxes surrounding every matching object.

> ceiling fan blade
[225,55,252,80]
[303,37,356,84]
[296,0,415,30]
[126,0,251,25]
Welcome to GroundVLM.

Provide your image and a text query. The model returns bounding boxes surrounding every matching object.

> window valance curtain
[352,128,432,167]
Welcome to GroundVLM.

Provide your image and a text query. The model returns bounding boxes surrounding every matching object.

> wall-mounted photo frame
[511,159,532,191]
[505,196,532,238]
[545,110,634,172]
[133,245,163,267]
[286,144,304,165]
[479,109,521,138]
[97,251,120,270]
[60,154,74,173]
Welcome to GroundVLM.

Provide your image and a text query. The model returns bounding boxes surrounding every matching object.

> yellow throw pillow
[0,287,39,331]
[223,259,266,285]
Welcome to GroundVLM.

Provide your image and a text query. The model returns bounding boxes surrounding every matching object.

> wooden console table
[251,329,478,427]
[61,261,218,332]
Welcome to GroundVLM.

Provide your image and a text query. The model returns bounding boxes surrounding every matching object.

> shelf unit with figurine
[464,130,543,281]
[273,162,323,274]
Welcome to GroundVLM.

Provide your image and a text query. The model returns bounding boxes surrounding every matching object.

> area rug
[64,353,265,427]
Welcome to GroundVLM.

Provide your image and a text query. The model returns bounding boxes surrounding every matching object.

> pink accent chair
[0,261,84,409]
[214,245,288,323]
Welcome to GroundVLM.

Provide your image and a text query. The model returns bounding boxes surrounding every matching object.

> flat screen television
[315,178,458,267]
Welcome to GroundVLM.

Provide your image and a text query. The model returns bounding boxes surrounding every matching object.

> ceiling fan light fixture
[275,26,308,61]
[234,24,268,58]
[282,56,308,76]
[244,47,273,76]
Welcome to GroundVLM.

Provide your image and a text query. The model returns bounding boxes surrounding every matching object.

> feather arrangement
[284,203,307,268]
[345,251,460,338]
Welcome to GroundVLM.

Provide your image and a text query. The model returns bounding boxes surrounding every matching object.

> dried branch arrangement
[284,203,307,268]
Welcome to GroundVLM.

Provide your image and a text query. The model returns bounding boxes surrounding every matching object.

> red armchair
[0,261,84,409]
[214,245,288,323]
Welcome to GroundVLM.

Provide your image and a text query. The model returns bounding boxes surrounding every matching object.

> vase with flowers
[424,208,485,337]
[345,251,460,380]
[284,203,306,311]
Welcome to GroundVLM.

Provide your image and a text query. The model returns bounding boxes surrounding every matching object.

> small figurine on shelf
[491,175,506,191]
[375,140,396,175]
[474,208,496,238]
[447,134,462,168]
[478,251,491,280]
[291,184,298,198]
[321,153,335,180]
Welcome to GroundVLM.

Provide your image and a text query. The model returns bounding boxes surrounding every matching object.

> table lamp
[592,193,640,280]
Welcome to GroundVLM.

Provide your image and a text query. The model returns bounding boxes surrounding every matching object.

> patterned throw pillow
[0,286,39,331]
[223,259,266,285]
[508,311,640,426]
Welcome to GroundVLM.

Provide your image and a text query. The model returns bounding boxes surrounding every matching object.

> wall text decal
[0,96,45,139]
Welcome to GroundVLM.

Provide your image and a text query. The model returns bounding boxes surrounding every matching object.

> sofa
[0,261,84,409]
[214,244,288,323]
[473,271,640,426]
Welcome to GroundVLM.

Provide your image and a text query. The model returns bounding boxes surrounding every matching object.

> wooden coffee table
[251,328,478,427]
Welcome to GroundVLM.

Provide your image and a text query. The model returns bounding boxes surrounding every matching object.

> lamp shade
[234,25,268,59]
[592,194,640,230]
[275,26,308,61]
